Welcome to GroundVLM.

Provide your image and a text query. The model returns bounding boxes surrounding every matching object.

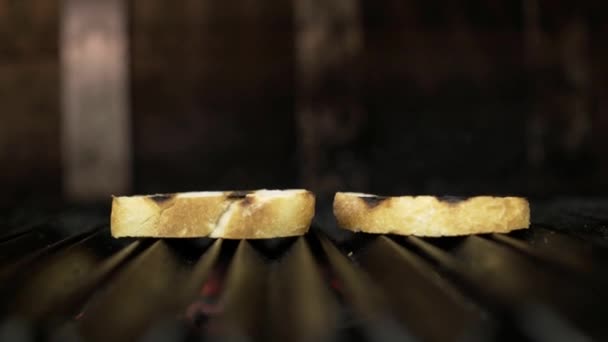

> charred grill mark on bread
[359,195,388,208]
[150,194,175,204]
[436,196,470,205]
[228,191,254,206]
[240,196,254,206]
[227,191,252,199]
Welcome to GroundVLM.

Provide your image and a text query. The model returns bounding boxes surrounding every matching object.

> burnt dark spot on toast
[240,196,254,206]
[150,194,175,204]
[359,196,388,208]
[228,191,252,199]
[436,196,470,204]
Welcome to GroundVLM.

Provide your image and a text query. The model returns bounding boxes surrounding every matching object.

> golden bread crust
[333,192,530,236]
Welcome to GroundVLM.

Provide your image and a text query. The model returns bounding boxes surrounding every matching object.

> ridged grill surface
[1,199,608,341]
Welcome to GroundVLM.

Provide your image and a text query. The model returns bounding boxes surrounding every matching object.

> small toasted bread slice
[333,192,529,236]
[111,189,315,239]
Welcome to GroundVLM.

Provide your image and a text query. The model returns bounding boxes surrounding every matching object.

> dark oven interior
[2,1,608,341]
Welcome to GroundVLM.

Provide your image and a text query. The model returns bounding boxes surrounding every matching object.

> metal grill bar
[493,226,608,274]
[0,218,88,267]
[0,229,40,245]
[173,239,222,311]
[0,208,62,242]
[77,240,186,342]
[318,233,386,318]
[356,236,486,341]
[407,235,604,340]
[213,240,269,340]
[11,237,141,320]
[405,236,538,341]
[534,200,608,248]
[317,233,414,341]
[268,236,338,341]
[455,236,608,340]
[0,229,95,315]
[0,230,61,266]
[0,226,101,281]
[491,231,589,273]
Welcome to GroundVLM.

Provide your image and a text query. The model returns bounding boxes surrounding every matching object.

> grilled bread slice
[333,192,529,236]
[111,189,315,239]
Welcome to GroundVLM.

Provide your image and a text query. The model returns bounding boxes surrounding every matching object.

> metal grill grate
[1,199,608,341]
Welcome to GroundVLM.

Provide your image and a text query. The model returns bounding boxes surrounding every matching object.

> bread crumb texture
[333,192,530,236]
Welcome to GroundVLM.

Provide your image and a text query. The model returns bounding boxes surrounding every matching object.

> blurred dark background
[1,0,607,207]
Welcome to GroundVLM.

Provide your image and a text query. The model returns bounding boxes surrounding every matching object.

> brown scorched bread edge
[111,189,315,239]
[333,192,530,237]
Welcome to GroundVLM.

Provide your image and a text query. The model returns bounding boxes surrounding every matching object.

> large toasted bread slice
[111,189,315,239]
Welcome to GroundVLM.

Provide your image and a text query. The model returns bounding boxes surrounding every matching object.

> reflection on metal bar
[407,236,530,316]
[455,236,586,298]
[0,227,101,280]
[61,0,131,200]
[78,241,183,342]
[214,240,268,340]
[317,234,414,341]
[0,214,59,243]
[12,238,142,320]
[0,220,88,266]
[268,237,338,341]
[318,234,385,316]
[358,236,485,342]
[467,236,608,340]
[409,236,598,340]
[534,220,608,249]
[405,237,465,275]
[0,231,49,266]
[415,235,560,300]
[491,229,600,273]
[174,239,222,310]
[0,230,38,245]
